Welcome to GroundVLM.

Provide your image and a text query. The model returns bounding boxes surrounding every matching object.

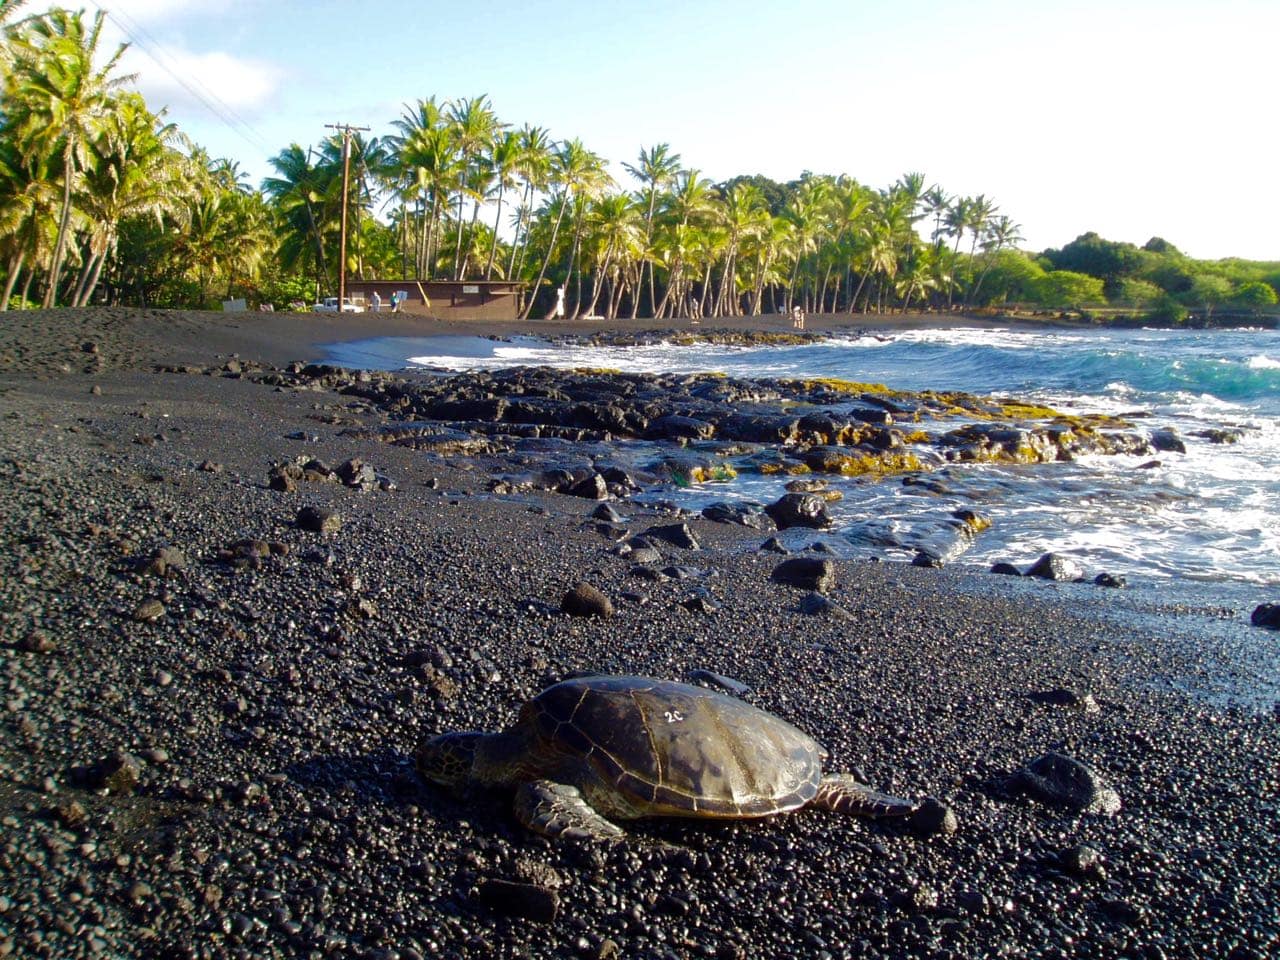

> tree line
[3,6,1277,321]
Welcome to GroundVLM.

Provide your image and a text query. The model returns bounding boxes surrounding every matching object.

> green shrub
[1145,296,1188,326]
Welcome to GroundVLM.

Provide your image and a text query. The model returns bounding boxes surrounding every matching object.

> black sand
[0,307,1276,959]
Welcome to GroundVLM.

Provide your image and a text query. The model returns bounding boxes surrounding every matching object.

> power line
[90,2,274,156]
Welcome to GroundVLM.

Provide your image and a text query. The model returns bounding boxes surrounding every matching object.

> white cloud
[121,44,283,116]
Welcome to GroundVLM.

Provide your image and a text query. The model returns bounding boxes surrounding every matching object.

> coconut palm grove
[3,7,1278,321]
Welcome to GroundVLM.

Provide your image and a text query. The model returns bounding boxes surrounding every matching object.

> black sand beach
[0,307,1276,959]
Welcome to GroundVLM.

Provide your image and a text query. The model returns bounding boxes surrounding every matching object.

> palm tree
[942,196,974,308]
[394,97,465,277]
[483,129,520,279]
[960,194,997,307]
[69,92,189,306]
[507,124,552,285]
[737,212,789,316]
[446,95,500,279]
[651,168,714,318]
[896,247,937,314]
[8,8,133,307]
[0,139,61,311]
[262,143,332,293]
[521,138,606,319]
[821,176,870,311]
[580,192,642,318]
[968,214,1022,307]
[781,178,830,313]
[562,148,611,319]
[712,182,767,317]
[623,143,682,316]
[922,185,950,251]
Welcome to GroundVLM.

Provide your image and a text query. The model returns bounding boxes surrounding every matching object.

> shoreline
[0,307,1277,958]
[0,305,1115,378]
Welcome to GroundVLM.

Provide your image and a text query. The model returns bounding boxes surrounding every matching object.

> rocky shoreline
[0,308,1277,959]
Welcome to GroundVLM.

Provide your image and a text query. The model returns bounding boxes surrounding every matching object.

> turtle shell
[520,675,825,818]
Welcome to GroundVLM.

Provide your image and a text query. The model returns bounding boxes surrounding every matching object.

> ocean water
[323,326,1280,599]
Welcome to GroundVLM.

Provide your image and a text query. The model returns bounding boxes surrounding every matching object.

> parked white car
[312,297,365,314]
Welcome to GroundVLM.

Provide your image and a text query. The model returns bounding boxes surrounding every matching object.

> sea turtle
[416,674,918,840]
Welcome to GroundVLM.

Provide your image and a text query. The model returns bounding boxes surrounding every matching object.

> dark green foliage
[258,273,316,308]
[1142,236,1180,255]
[1146,296,1188,325]
[1232,281,1278,309]
[1144,259,1196,295]
[972,250,1044,305]
[1032,270,1106,308]
[1042,232,1146,284]
[718,174,793,217]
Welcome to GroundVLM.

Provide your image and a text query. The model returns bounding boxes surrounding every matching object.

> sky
[29,0,1280,260]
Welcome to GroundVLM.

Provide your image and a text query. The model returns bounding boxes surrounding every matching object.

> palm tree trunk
[785,256,803,314]
[303,197,329,293]
[642,191,657,316]
[653,261,682,319]
[608,274,627,319]
[970,249,1002,308]
[509,181,534,281]
[425,193,441,277]
[484,182,506,279]
[71,243,98,307]
[453,190,466,279]
[20,267,36,309]
[521,193,570,320]
[961,236,984,308]
[80,247,109,307]
[400,199,409,279]
[629,271,641,319]
[566,206,587,320]
[713,248,733,317]
[459,198,483,279]
[751,251,770,316]
[849,271,870,315]
[584,243,614,317]
[946,233,964,308]
[1,251,24,312]
[44,144,78,308]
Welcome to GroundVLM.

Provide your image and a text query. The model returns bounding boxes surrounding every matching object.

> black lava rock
[1251,602,1280,629]
[296,506,341,534]
[1015,752,1121,816]
[771,557,836,592]
[561,582,614,618]
[1025,552,1082,581]
[764,493,833,530]
[477,878,559,923]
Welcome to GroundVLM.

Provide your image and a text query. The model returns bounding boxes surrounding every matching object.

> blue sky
[49,0,1280,259]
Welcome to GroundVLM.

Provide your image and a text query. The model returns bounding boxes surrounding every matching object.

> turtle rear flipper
[514,780,624,841]
[812,773,917,818]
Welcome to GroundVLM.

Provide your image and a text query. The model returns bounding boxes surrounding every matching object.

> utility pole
[325,123,370,310]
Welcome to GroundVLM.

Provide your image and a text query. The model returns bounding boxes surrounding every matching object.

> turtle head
[415,732,485,790]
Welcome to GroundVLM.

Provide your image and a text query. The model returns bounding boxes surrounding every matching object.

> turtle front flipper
[812,773,917,818]
[514,780,625,841]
